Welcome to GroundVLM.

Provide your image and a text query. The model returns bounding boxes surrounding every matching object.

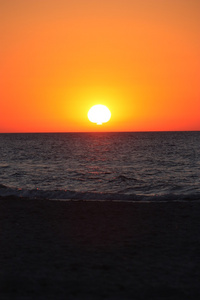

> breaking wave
[0,184,200,202]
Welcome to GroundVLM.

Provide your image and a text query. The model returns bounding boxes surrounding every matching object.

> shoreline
[1,196,200,299]
[1,194,199,203]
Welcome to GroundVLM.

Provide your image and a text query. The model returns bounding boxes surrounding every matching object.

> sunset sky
[1,0,200,132]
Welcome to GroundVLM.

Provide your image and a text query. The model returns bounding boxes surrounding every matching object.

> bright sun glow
[88,105,111,125]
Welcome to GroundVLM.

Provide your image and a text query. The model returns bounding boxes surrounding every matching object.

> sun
[88,105,111,125]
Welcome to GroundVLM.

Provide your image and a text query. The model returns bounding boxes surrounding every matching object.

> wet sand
[0,197,200,299]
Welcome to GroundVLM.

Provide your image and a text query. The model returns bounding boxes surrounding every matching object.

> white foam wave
[0,184,200,202]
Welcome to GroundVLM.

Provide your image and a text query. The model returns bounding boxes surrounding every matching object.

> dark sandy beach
[0,197,200,299]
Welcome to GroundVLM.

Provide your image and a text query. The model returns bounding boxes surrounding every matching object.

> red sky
[0,0,200,132]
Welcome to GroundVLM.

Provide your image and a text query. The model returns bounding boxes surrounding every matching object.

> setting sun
[88,105,111,125]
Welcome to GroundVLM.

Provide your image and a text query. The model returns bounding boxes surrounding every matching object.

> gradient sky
[1,0,200,132]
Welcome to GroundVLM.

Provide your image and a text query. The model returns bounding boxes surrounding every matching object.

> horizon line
[0,130,200,134]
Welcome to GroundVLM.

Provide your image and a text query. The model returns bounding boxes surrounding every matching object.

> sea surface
[0,132,200,202]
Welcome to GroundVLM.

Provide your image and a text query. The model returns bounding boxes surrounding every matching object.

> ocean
[0,132,199,202]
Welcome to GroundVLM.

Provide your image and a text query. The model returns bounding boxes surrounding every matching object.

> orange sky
[0,0,200,132]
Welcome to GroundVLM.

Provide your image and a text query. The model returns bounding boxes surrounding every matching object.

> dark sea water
[0,132,199,202]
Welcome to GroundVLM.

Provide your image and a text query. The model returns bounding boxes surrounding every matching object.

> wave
[0,184,200,202]
[109,175,139,183]
[0,184,7,189]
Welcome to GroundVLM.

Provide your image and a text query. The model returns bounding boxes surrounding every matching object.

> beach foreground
[0,197,200,299]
